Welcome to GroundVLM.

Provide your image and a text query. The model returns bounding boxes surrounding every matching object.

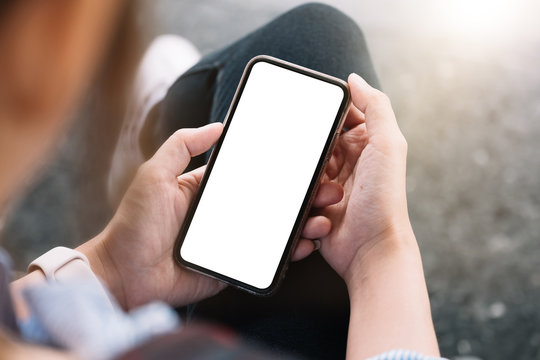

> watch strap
[28,246,93,282]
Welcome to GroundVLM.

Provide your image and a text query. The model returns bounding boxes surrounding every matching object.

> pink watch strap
[28,246,92,281]
[27,246,115,309]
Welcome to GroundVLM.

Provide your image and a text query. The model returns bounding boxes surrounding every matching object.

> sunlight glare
[438,0,520,43]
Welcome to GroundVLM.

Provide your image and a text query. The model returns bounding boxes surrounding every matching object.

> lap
[159,2,379,155]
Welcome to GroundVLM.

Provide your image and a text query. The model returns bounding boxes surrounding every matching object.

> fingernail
[312,240,321,251]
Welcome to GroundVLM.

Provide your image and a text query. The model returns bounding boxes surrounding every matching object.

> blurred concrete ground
[2,0,540,359]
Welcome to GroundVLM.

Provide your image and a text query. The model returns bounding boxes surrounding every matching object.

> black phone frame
[173,55,350,296]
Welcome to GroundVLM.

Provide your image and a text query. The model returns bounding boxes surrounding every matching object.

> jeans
[151,3,379,359]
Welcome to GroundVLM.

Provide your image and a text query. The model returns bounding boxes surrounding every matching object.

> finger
[325,145,342,180]
[343,103,365,129]
[301,215,331,239]
[177,165,207,197]
[291,238,317,262]
[348,73,400,138]
[312,182,344,208]
[151,123,223,175]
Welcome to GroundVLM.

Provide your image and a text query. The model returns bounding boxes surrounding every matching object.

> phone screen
[176,57,348,293]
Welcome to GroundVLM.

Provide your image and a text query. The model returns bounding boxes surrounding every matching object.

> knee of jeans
[285,2,366,47]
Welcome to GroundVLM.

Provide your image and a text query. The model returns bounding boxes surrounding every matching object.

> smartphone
[173,55,350,295]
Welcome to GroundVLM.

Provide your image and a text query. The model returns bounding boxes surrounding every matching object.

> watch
[28,246,97,282]
[27,246,114,308]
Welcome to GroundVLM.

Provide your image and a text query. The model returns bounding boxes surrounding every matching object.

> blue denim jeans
[149,4,379,359]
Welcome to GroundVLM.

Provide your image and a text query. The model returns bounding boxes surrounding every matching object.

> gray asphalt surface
[2,1,540,359]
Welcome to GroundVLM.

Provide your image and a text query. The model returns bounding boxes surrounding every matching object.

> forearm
[345,235,439,359]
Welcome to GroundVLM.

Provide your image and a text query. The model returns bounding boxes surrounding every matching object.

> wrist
[345,225,419,293]
[77,229,126,308]
[344,233,440,357]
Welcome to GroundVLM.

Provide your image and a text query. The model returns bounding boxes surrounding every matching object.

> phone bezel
[173,55,350,295]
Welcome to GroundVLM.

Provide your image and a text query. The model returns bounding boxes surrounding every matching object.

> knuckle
[170,128,187,142]
[389,135,408,158]
[395,133,408,151]
[169,129,191,156]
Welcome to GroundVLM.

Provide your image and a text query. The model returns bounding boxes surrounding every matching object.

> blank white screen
[180,61,344,289]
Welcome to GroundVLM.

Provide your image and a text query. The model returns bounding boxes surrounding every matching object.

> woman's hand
[319,74,439,358]
[79,124,225,309]
[79,123,341,309]
[320,73,412,285]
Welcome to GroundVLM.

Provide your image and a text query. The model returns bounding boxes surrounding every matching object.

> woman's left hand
[79,123,342,309]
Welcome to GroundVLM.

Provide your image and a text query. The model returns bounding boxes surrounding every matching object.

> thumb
[347,73,399,139]
[151,123,223,175]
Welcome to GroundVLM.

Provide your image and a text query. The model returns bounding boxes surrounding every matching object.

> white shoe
[107,35,201,207]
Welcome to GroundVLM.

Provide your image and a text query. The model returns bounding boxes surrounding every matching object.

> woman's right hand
[319,74,440,358]
[319,73,412,286]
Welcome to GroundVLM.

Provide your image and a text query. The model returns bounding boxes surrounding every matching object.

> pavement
[2,1,540,359]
